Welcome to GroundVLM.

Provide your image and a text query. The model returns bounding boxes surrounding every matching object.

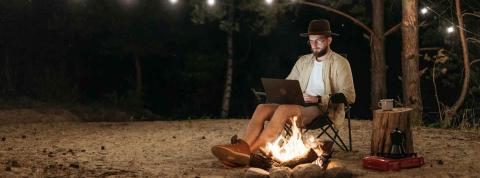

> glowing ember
[264,116,313,162]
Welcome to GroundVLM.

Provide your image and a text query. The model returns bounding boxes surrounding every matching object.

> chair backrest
[251,88,266,104]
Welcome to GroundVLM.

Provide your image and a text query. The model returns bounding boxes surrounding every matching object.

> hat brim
[299,32,339,37]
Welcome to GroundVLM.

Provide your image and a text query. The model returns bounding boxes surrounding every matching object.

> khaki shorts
[299,105,324,128]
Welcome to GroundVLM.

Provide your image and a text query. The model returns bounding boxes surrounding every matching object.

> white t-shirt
[305,60,325,96]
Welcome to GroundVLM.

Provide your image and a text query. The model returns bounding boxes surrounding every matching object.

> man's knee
[256,104,278,113]
[276,105,301,114]
[270,105,302,123]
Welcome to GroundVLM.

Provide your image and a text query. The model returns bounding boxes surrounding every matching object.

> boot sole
[221,160,240,168]
[211,146,250,166]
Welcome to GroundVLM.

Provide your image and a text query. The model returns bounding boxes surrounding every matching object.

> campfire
[264,117,317,163]
[246,117,347,178]
[250,117,332,170]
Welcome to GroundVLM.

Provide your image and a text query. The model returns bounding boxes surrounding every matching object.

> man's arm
[334,58,356,104]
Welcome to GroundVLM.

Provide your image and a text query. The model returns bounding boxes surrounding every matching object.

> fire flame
[264,116,313,162]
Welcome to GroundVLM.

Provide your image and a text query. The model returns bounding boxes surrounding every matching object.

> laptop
[261,78,316,106]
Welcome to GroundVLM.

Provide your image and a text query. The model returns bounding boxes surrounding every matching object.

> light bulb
[447,26,455,33]
[421,7,428,14]
[207,0,215,6]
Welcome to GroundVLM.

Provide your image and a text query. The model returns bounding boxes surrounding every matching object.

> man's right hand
[303,94,319,104]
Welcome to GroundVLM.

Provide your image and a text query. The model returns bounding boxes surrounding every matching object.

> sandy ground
[1,112,480,177]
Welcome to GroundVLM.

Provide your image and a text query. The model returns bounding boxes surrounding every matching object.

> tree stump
[371,107,414,156]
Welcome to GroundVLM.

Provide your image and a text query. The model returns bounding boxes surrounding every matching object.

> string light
[420,7,428,14]
[447,26,455,33]
[165,0,478,38]
[207,0,215,6]
[421,2,480,38]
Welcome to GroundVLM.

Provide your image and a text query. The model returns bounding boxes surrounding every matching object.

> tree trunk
[371,108,414,155]
[134,54,142,97]
[443,0,471,127]
[371,0,387,110]
[221,35,233,118]
[401,0,423,125]
[221,2,234,118]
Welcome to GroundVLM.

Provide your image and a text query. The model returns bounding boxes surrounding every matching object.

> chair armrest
[251,88,266,102]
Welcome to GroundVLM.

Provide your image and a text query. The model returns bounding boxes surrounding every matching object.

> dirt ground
[1,109,480,177]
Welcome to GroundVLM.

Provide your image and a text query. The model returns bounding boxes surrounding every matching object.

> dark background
[1,0,478,123]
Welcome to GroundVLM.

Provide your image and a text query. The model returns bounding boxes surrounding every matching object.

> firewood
[250,148,319,170]
[279,149,318,168]
[250,152,275,170]
[318,140,334,154]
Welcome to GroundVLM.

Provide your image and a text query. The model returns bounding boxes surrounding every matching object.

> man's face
[308,35,331,57]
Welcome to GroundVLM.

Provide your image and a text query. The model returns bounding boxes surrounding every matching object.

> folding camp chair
[251,88,352,152]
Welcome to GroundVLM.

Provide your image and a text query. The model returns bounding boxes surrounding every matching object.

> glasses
[307,38,327,46]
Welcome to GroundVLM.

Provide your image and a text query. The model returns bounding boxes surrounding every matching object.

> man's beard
[313,47,328,58]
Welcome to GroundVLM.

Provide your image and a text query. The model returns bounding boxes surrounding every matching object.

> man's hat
[300,19,339,37]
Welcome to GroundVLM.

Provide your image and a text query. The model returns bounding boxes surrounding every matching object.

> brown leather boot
[211,135,251,167]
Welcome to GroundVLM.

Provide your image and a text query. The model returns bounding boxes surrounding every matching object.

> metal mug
[378,99,394,111]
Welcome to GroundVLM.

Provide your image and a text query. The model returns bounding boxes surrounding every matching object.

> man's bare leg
[249,104,302,152]
[242,104,278,147]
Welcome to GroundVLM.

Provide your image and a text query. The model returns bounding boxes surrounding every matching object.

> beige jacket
[286,50,356,127]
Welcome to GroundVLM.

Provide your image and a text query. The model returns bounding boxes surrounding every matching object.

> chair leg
[348,116,352,151]
[316,127,328,139]
[331,128,349,151]
[284,125,292,136]
[321,126,349,151]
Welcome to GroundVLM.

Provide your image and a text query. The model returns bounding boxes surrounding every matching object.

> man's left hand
[303,94,319,104]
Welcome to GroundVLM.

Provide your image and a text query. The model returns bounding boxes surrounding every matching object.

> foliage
[419,0,480,129]
[190,0,293,36]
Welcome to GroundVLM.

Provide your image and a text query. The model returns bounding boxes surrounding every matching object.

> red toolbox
[362,155,425,171]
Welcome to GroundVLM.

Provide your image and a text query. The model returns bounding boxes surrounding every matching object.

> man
[211,19,356,167]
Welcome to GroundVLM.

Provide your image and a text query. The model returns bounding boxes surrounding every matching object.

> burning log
[250,152,275,170]
[250,148,318,169]
[278,148,318,168]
